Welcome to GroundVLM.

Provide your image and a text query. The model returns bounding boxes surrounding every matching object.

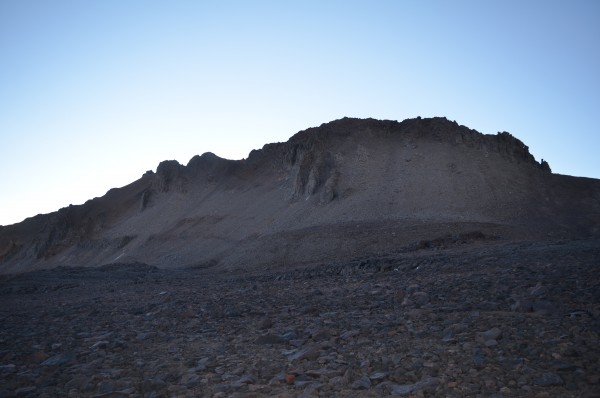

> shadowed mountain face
[1,117,599,274]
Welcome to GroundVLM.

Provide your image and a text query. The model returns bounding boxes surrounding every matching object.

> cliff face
[1,117,599,274]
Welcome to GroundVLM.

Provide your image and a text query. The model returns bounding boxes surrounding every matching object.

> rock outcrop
[1,116,598,274]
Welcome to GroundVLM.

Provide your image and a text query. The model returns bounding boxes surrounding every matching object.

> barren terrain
[2,117,599,274]
[1,117,599,397]
[1,238,599,397]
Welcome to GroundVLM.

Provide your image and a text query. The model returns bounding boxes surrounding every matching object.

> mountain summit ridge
[1,116,598,274]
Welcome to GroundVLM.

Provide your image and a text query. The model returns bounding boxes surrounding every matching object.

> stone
[587,374,600,384]
[258,317,273,330]
[236,374,257,384]
[552,361,577,372]
[532,300,558,315]
[388,376,440,396]
[255,334,284,345]
[0,364,16,373]
[477,300,500,311]
[472,348,487,369]
[96,380,115,394]
[14,386,37,397]
[478,327,502,341]
[27,351,49,364]
[534,372,564,386]
[351,375,371,390]
[528,283,548,297]
[305,368,341,378]
[143,377,167,390]
[281,330,299,341]
[369,371,387,381]
[180,373,202,388]
[406,284,420,294]
[40,352,75,366]
[412,292,430,306]
[223,307,242,318]
[90,340,109,350]
[92,391,130,398]
[285,374,296,385]
[339,330,359,340]
[287,345,321,361]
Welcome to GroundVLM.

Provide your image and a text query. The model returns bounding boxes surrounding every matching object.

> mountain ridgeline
[1,117,599,274]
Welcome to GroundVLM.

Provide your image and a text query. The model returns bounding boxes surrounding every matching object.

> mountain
[1,117,599,274]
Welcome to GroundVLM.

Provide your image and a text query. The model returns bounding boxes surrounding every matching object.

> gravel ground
[1,239,599,397]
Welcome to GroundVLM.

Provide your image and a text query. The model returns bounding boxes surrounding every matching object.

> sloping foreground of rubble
[1,239,599,397]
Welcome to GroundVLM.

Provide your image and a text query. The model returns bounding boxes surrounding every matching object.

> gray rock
[136,332,152,341]
[142,377,167,390]
[181,373,202,388]
[477,300,500,311]
[40,352,75,366]
[389,383,416,396]
[388,376,440,396]
[528,283,548,297]
[96,380,115,394]
[442,330,456,343]
[412,291,430,306]
[233,374,257,386]
[339,330,359,340]
[532,300,558,315]
[307,327,331,341]
[0,364,16,373]
[552,361,577,372]
[534,372,564,386]
[223,307,242,318]
[92,391,130,398]
[351,375,371,390]
[15,386,37,397]
[258,317,273,329]
[282,330,299,341]
[90,340,109,350]
[195,356,212,370]
[510,298,533,312]
[369,371,387,381]
[406,284,420,294]
[479,327,502,341]
[287,345,321,361]
[472,348,487,369]
[305,368,342,378]
[255,333,284,345]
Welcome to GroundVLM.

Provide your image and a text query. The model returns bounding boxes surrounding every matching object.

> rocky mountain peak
[1,117,598,398]
[0,117,597,275]
[249,117,550,173]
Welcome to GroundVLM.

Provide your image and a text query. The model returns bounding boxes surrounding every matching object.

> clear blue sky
[1,0,599,226]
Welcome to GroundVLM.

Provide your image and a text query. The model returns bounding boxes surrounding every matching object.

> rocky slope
[1,239,599,397]
[1,116,600,398]
[1,117,599,274]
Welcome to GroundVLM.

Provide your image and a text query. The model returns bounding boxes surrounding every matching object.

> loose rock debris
[1,239,599,397]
